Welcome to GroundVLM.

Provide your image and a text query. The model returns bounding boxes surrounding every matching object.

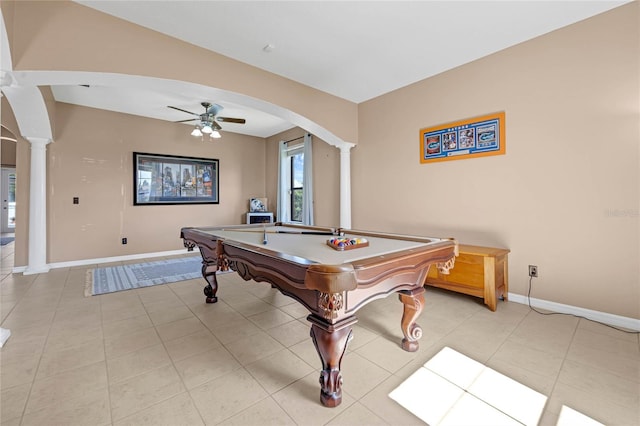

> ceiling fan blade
[216,117,246,124]
[205,103,224,116]
[174,118,197,123]
[168,106,199,116]
[213,121,222,131]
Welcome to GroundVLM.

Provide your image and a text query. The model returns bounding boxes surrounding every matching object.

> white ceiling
[54,0,628,138]
[50,84,294,138]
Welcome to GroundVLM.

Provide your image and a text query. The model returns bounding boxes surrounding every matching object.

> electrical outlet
[122,238,127,245]
[528,265,538,278]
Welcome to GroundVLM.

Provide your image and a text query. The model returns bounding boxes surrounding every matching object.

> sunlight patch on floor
[556,405,605,426]
[389,347,545,425]
[390,347,605,425]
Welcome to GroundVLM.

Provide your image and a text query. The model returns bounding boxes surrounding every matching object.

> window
[278,135,313,225]
[287,146,304,222]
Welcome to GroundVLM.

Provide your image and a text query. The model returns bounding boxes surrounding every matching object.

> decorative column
[23,137,51,275]
[338,142,354,229]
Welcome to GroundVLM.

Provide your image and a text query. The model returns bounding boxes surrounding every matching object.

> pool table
[181,223,457,407]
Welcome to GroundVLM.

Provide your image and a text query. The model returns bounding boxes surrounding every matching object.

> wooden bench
[425,244,509,311]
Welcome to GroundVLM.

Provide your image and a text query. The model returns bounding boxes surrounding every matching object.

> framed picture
[249,197,268,212]
[420,112,505,163]
[133,152,219,205]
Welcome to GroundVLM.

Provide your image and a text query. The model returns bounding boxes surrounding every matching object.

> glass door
[1,168,16,234]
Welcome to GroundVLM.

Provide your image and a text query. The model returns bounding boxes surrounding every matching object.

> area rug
[85,256,205,296]
[0,237,14,246]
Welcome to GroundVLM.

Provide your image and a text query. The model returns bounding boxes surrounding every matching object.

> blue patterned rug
[0,237,14,246]
[86,256,204,296]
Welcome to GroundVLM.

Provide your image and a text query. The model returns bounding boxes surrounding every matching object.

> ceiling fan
[168,102,246,139]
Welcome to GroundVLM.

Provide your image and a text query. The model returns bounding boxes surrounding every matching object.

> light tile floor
[0,246,638,425]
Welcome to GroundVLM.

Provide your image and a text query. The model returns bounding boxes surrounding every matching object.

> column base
[23,265,51,275]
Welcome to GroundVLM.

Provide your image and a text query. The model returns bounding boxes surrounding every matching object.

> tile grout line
[99,267,116,426]
[164,277,215,426]
[531,310,581,422]
[11,267,76,424]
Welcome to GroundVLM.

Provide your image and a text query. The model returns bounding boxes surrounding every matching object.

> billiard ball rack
[326,237,369,251]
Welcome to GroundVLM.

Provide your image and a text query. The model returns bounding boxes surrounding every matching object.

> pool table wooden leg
[398,287,425,352]
[201,263,218,304]
[308,315,356,407]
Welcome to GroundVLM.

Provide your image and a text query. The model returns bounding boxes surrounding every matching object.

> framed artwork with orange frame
[420,112,505,164]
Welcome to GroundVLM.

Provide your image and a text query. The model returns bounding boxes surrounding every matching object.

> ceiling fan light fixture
[169,102,244,141]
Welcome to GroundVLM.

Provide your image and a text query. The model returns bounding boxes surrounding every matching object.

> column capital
[338,141,355,152]
[24,136,52,146]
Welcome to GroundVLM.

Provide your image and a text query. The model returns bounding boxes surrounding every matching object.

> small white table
[246,212,274,224]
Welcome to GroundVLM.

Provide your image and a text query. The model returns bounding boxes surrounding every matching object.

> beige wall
[1,139,16,166]
[355,3,639,318]
[7,101,341,265]
[1,99,18,166]
[46,102,267,263]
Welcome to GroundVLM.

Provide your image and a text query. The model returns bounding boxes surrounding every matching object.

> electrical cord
[527,276,639,334]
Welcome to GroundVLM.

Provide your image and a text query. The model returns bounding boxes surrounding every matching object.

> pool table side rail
[181,225,458,313]
[181,225,458,281]
[343,241,458,314]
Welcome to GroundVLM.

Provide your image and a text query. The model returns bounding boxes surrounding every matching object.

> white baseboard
[508,292,640,332]
[12,248,196,274]
[22,265,51,275]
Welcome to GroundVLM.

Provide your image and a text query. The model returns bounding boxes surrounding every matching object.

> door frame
[1,167,16,234]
